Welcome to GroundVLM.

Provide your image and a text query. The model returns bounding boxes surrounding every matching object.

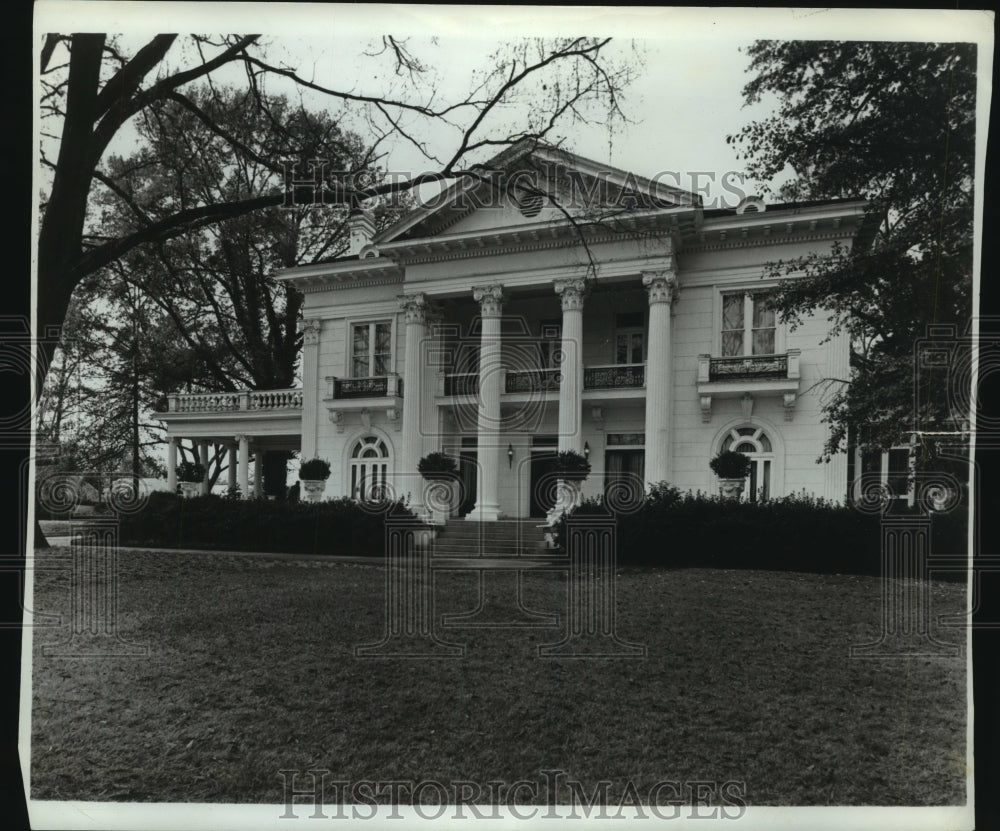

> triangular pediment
[374,142,700,246]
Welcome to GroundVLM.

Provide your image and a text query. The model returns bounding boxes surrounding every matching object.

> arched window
[350,435,391,502]
[720,426,773,502]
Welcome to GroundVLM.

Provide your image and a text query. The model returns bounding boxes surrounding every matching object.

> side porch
[157,389,303,498]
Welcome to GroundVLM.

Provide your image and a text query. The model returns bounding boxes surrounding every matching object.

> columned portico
[642,267,678,487]
[400,293,428,512]
[466,284,505,521]
[554,278,586,453]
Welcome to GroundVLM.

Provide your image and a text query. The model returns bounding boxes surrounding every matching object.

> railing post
[239,391,251,410]
[786,348,801,379]
[697,354,711,383]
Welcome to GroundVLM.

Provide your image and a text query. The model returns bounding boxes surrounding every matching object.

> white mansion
[158,143,869,519]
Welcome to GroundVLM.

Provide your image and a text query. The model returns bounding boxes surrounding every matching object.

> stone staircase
[432,518,551,558]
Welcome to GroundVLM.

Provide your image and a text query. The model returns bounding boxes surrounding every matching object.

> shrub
[553,489,966,581]
[709,450,752,479]
[554,450,591,479]
[418,452,457,479]
[177,460,205,483]
[299,458,331,480]
[118,491,417,556]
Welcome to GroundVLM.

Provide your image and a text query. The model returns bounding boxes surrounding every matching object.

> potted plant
[299,457,332,503]
[418,452,458,525]
[417,451,458,480]
[177,460,205,499]
[546,450,592,524]
[710,450,752,499]
[554,450,591,481]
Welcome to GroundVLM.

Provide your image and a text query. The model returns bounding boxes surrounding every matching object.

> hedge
[118,492,416,556]
[554,486,968,581]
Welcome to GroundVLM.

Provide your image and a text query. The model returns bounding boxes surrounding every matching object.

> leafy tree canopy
[729,40,976,456]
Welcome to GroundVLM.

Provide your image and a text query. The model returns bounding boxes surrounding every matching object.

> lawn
[29,545,968,806]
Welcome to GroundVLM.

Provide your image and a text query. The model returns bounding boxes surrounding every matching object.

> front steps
[432,518,551,558]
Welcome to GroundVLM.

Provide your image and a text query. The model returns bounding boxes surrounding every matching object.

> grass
[29,545,967,806]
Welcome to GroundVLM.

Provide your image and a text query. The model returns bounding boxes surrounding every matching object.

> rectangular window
[721,293,745,357]
[615,312,645,364]
[351,321,392,377]
[751,296,776,355]
[721,292,776,356]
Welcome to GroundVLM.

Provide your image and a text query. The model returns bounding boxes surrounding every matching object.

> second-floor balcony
[696,349,801,422]
[166,388,303,413]
[438,362,646,401]
[324,373,403,432]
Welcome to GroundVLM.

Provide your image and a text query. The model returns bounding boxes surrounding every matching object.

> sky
[36,4,991,211]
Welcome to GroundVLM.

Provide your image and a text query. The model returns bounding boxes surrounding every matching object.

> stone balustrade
[168,388,303,413]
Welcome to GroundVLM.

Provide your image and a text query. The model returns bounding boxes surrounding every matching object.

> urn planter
[301,479,327,503]
[178,481,201,499]
[546,477,584,525]
[717,477,746,500]
[422,476,457,525]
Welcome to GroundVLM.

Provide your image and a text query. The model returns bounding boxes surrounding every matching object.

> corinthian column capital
[642,269,678,306]
[399,292,429,325]
[553,278,588,312]
[472,284,506,317]
[299,318,322,346]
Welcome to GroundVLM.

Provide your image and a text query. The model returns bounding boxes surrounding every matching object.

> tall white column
[199,442,210,495]
[166,436,178,493]
[299,318,321,460]
[237,434,249,498]
[642,268,678,489]
[554,279,586,453]
[253,450,263,498]
[227,444,237,491]
[400,294,428,512]
[466,284,505,522]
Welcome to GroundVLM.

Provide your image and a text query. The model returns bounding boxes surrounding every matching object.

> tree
[101,86,387,393]
[38,33,636,387]
[728,41,975,457]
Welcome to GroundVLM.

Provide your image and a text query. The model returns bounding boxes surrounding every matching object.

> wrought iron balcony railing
[505,368,562,393]
[443,373,480,396]
[698,350,800,383]
[328,374,402,399]
[583,363,645,390]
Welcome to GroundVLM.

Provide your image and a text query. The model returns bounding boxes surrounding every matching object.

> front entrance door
[458,450,478,516]
[529,452,560,518]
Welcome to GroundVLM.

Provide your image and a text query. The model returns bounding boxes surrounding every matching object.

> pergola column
[400,293,428,512]
[227,444,237,491]
[299,319,321,459]
[199,442,210,496]
[554,278,587,453]
[166,436,178,492]
[466,284,505,522]
[642,267,678,488]
[237,434,249,498]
